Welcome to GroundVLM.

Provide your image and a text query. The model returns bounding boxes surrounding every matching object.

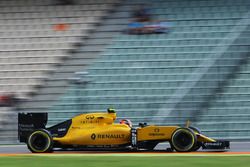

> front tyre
[170,128,197,152]
[189,126,202,151]
[27,129,53,153]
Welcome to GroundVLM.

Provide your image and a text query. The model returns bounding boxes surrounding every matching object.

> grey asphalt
[0,142,250,153]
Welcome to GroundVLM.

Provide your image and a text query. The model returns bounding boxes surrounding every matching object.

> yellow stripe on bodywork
[196,133,216,143]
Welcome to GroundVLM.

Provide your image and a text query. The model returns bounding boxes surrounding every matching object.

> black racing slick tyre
[189,126,202,151]
[170,128,197,152]
[27,129,53,153]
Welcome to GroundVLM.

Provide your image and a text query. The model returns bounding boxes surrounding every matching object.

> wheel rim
[31,134,49,150]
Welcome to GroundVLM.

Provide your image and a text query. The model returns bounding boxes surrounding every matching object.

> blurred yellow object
[53,112,131,145]
[18,111,229,153]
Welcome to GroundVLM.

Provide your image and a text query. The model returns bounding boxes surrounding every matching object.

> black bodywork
[202,140,230,150]
[18,113,71,143]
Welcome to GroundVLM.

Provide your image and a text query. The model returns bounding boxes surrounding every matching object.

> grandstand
[0,0,250,143]
[0,0,119,143]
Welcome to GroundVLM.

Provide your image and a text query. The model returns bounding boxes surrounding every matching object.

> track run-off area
[0,142,250,156]
[0,152,250,157]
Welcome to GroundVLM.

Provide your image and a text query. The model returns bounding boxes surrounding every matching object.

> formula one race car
[18,109,230,153]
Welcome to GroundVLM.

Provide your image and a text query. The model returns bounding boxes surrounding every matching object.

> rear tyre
[27,129,53,153]
[170,128,197,152]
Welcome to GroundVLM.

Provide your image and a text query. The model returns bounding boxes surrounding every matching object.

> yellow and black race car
[18,109,230,153]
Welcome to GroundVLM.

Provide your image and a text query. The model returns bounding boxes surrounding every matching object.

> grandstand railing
[152,11,250,124]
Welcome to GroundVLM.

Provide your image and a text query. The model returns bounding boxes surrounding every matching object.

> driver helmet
[107,108,116,113]
[119,119,132,127]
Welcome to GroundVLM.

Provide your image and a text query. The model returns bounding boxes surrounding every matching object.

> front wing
[202,140,230,150]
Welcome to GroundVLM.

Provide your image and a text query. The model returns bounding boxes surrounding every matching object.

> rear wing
[18,113,48,143]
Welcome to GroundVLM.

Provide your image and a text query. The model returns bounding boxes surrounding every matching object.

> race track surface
[0,142,250,155]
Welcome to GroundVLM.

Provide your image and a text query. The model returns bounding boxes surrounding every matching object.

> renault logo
[91,133,96,140]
